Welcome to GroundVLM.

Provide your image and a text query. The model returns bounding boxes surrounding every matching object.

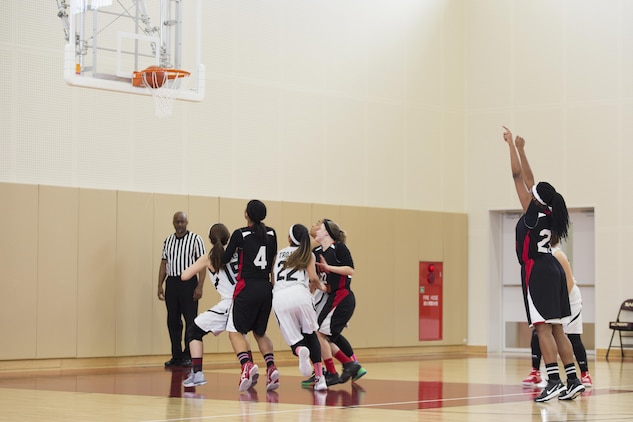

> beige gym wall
[0,182,467,360]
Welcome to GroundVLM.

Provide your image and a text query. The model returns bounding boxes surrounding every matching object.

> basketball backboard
[58,0,204,101]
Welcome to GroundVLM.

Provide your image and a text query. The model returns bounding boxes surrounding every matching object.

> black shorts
[318,289,355,337]
[231,279,273,336]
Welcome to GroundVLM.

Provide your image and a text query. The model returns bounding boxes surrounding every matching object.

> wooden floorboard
[0,350,632,421]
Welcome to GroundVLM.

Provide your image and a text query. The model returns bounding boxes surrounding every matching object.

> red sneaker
[239,361,258,391]
[521,368,542,386]
[266,364,279,391]
[580,372,593,387]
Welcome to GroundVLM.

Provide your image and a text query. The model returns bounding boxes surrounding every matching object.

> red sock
[334,349,352,364]
[324,358,336,373]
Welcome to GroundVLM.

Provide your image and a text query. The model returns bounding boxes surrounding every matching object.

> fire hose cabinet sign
[419,261,443,341]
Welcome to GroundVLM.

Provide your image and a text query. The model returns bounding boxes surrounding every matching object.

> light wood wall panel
[342,206,396,348]
[116,191,154,357]
[0,184,468,361]
[393,210,426,346]
[37,186,78,358]
[442,213,468,345]
[0,183,38,359]
[77,189,117,357]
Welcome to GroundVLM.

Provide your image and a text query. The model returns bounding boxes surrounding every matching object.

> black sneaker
[181,358,192,367]
[301,373,316,389]
[164,358,179,367]
[325,371,343,386]
[340,361,361,383]
[534,379,566,402]
[558,378,585,400]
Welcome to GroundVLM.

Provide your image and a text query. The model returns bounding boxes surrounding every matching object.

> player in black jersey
[223,200,279,392]
[504,126,584,402]
[311,218,366,385]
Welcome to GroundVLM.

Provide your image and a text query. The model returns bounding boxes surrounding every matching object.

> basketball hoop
[132,67,191,117]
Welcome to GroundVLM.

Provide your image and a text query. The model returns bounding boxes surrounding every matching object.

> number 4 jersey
[223,225,278,281]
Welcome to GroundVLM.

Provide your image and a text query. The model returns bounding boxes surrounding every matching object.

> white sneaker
[183,370,207,387]
[314,375,327,391]
[297,346,312,376]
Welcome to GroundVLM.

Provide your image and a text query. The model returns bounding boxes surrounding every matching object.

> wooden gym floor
[0,350,632,421]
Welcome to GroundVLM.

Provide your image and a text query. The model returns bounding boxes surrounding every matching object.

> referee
[157,211,206,367]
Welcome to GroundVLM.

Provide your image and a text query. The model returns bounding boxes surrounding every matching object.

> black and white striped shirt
[161,231,206,276]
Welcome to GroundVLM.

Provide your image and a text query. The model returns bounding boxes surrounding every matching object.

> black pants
[165,276,198,360]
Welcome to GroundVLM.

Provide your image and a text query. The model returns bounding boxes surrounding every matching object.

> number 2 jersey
[515,200,570,325]
[515,200,553,265]
[272,245,310,292]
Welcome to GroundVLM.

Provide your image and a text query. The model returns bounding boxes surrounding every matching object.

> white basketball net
[142,70,190,117]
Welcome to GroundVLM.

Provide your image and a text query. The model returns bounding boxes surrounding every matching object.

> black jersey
[223,225,277,281]
[314,241,354,292]
[515,200,553,265]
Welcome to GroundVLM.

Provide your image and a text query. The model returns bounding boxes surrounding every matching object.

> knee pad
[187,323,207,341]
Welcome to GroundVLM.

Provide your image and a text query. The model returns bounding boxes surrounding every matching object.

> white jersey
[193,251,239,336]
[271,245,319,346]
[272,246,310,292]
[209,252,239,300]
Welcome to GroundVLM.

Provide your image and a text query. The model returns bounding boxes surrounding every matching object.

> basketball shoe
[522,368,542,386]
[182,369,207,387]
[558,378,585,400]
[297,346,312,376]
[534,379,566,402]
[266,364,280,391]
[314,374,327,391]
[239,361,258,392]
[580,372,593,387]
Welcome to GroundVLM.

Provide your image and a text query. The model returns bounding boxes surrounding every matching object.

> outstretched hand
[515,135,525,149]
[502,126,513,144]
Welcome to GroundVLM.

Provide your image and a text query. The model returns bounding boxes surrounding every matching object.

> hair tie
[532,184,547,206]
[323,219,336,240]
[289,225,300,246]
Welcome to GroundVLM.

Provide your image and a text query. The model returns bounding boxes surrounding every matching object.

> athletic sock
[564,362,578,380]
[324,358,336,373]
[545,362,560,380]
[334,349,352,364]
[264,353,275,368]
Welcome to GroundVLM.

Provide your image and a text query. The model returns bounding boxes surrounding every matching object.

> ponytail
[208,223,230,271]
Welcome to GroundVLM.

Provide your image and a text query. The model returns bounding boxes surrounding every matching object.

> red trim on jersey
[523,231,534,289]
[331,285,349,307]
[233,279,246,299]
[237,250,244,281]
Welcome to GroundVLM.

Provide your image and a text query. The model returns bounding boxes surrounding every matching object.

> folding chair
[606,298,633,358]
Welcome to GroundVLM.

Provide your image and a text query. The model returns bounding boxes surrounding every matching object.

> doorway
[489,208,595,352]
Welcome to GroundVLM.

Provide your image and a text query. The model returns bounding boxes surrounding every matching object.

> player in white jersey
[272,224,328,391]
[180,223,253,388]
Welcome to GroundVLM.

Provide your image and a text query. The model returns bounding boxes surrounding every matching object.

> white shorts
[564,284,583,335]
[272,285,319,347]
[194,298,231,336]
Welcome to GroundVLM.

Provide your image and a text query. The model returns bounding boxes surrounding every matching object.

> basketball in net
[133,66,191,117]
